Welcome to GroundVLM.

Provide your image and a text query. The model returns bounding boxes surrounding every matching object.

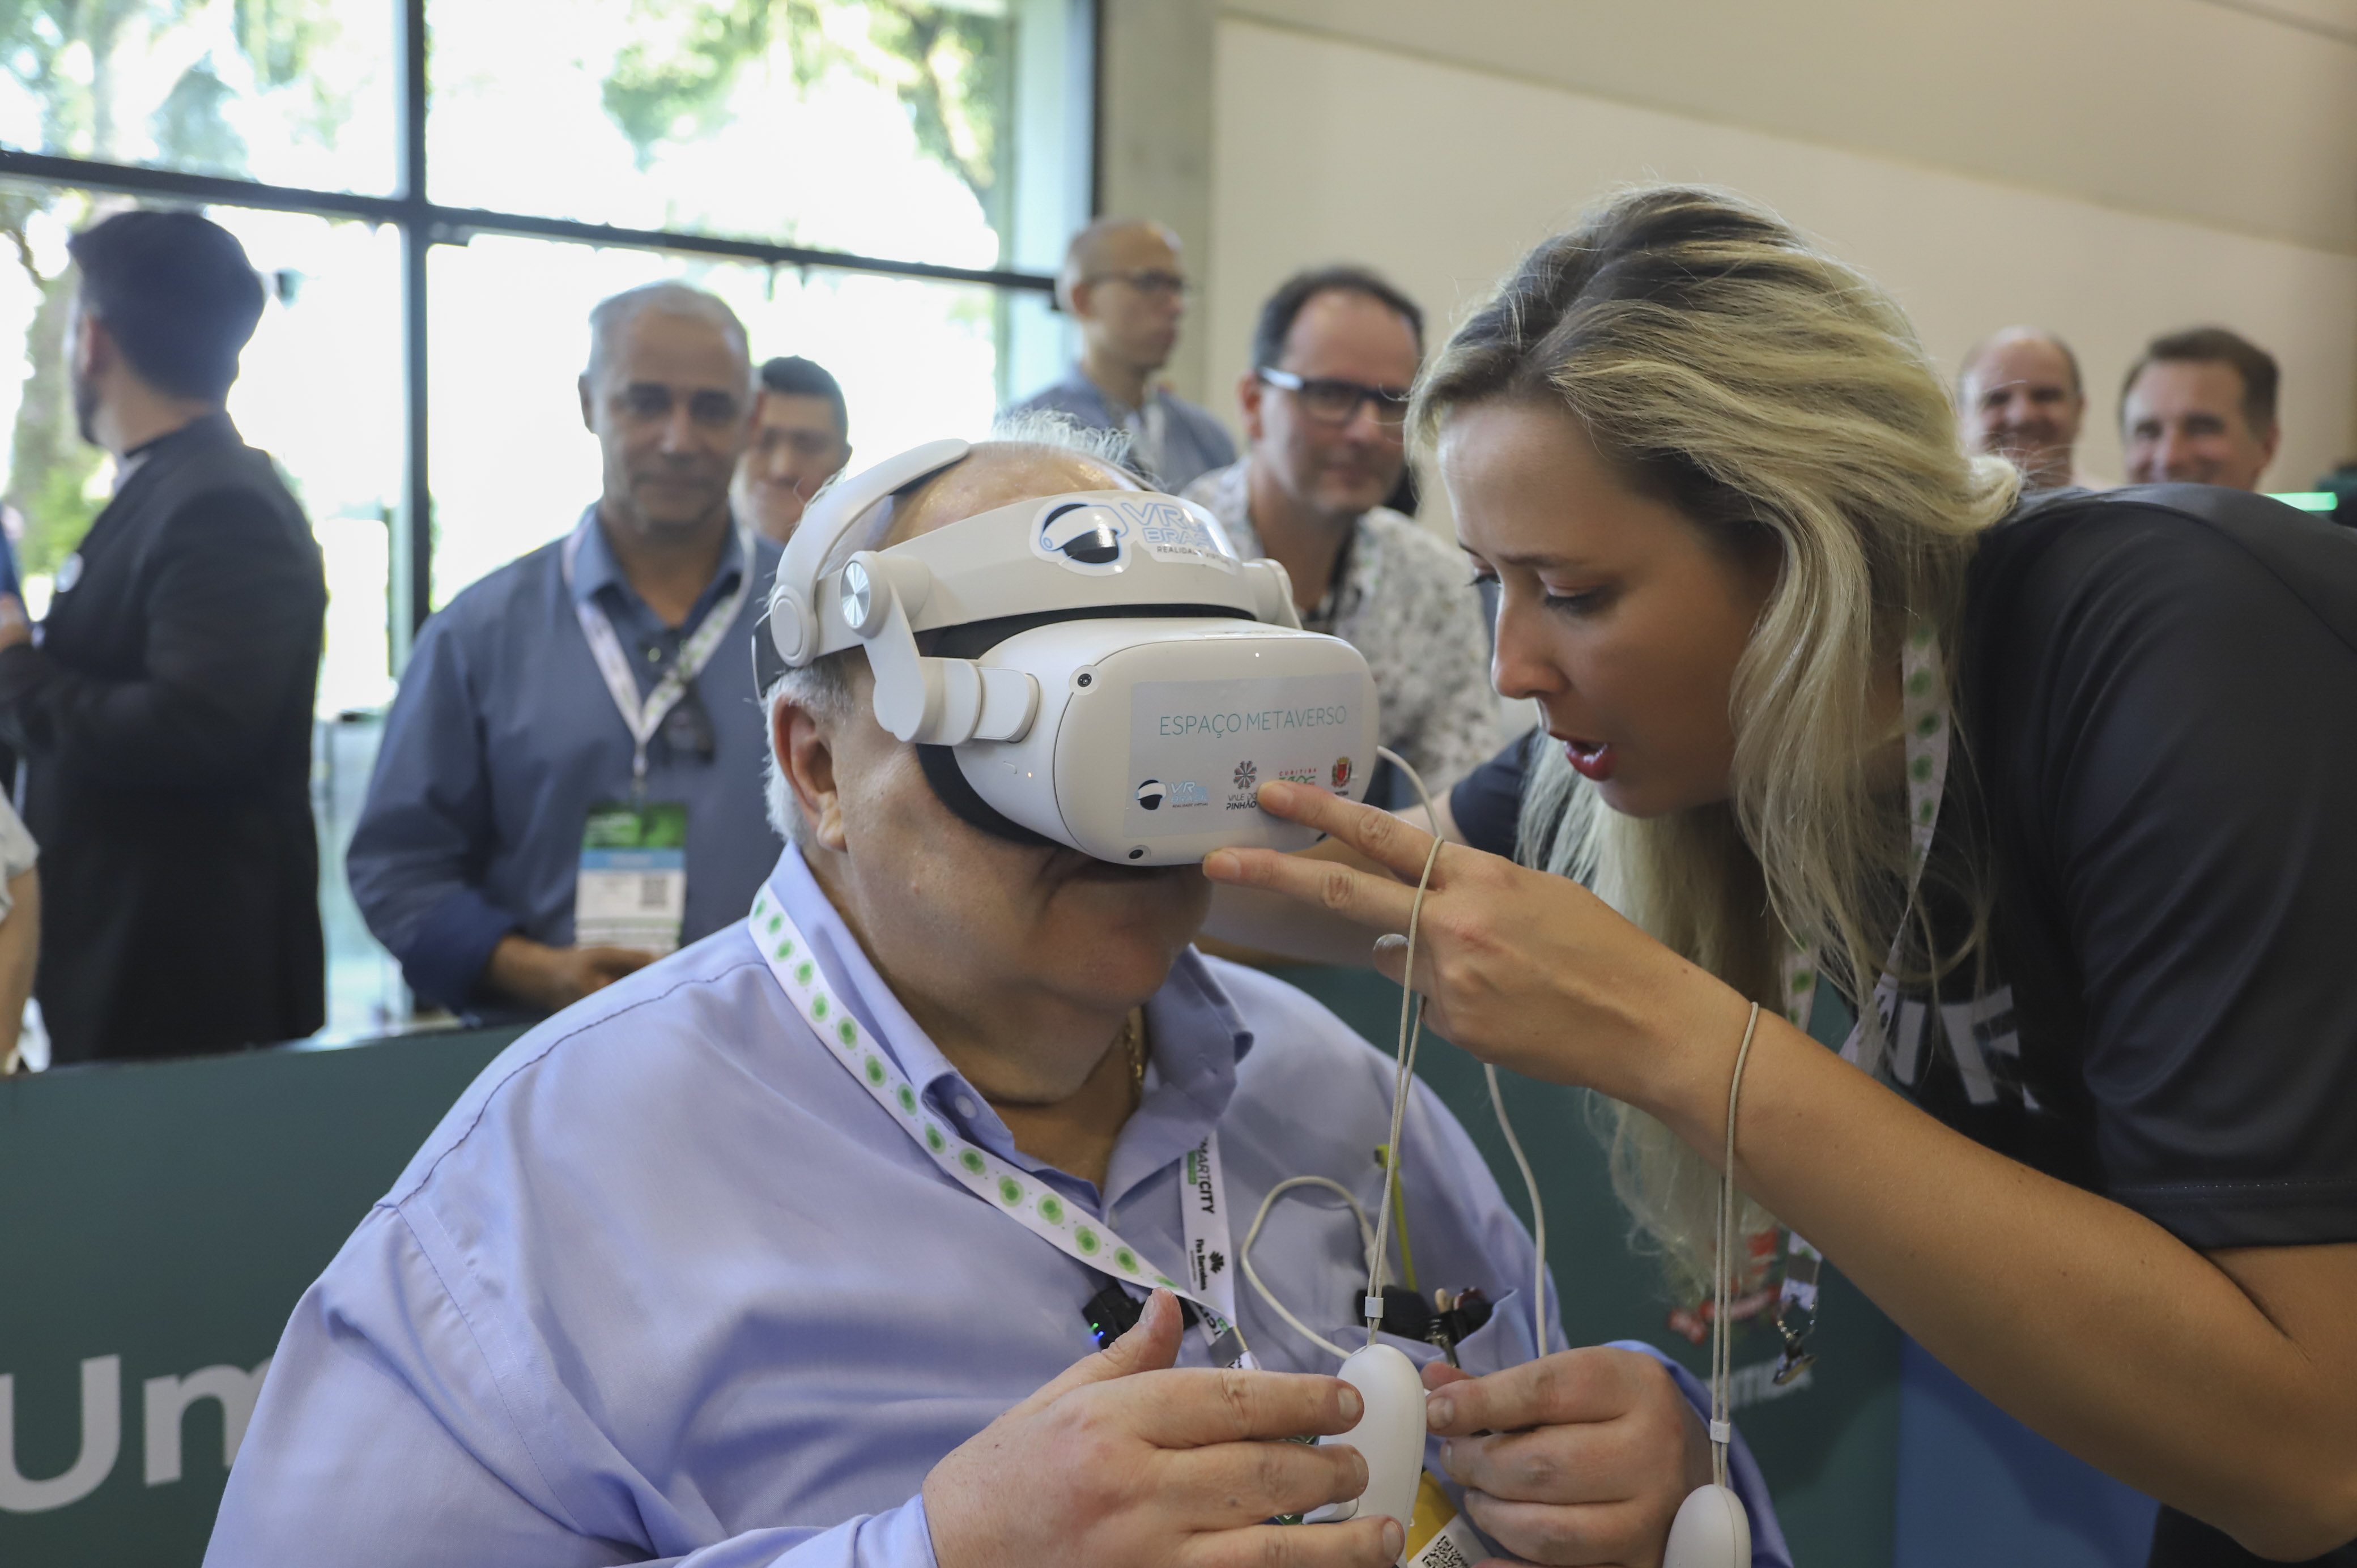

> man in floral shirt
[1186,266,1501,805]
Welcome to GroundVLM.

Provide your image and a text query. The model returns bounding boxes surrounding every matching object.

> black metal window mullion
[0,152,1063,289]
[0,0,1058,656]
[398,0,431,653]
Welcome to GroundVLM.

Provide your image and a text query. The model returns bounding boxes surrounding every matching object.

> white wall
[1227,0,2357,254]
[1201,15,2357,523]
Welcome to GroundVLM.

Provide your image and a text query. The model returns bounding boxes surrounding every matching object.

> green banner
[0,1028,522,1566]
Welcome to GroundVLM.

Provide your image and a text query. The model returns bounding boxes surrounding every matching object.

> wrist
[485,935,554,1008]
[1617,960,1757,1151]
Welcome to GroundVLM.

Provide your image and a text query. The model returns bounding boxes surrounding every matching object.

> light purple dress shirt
[206,846,1785,1566]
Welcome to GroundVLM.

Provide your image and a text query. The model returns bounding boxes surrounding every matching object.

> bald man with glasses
[1008,218,1235,491]
[1185,266,1501,806]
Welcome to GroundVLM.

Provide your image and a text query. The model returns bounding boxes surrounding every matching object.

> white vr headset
[756,438,1379,866]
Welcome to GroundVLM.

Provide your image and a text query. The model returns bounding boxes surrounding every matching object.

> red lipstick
[1562,737,1615,782]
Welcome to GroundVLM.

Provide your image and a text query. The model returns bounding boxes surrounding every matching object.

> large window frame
[0,0,1073,664]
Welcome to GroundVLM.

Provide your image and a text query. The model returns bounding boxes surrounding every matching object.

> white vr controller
[764,439,1380,866]
[1307,1345,1425,1533]
[1302,1345,1748,1567]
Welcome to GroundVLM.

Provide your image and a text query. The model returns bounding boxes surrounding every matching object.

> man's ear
[74,311,109,382]
[773,694,848,851]
[1237,370,1265,443]
[578,374,595,434]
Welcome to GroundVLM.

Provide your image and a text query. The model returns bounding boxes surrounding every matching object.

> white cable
[1242,1176,1376,1361]
[1367,748,1443,1349]
[1711,1002,1763,1492]
[1373,747,1554,1360]
[1484,1062,1549,1356]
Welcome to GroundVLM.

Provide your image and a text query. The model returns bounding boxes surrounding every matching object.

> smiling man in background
[2120,325,2281,491]
[346,280,782,1020]
[1186,266,1500,806]
[1958,326,2099,491]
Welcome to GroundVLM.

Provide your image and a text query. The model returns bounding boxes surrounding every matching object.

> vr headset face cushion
[911,605,1248,851]
[915,741,1056,847]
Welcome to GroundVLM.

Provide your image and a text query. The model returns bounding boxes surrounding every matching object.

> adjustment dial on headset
[840,559,880,636]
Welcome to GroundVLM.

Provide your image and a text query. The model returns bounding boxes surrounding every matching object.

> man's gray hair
[585,280,752,385]
[760,411,1143,843]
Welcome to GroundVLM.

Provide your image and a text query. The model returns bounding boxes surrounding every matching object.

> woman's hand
[1203,780,1748,1115]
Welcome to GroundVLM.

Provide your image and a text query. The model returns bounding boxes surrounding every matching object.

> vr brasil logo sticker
[1036,497,1229,575]
[1135,778,1208,810]
[1036,502,1129,572]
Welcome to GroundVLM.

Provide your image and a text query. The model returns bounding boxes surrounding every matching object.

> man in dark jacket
[0,210,325,1062]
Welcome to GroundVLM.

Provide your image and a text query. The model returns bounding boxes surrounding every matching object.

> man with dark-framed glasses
[1008,218,1235,490]
[1185,266,1501,806]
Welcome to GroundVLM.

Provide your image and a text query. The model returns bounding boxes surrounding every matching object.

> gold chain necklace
[1122,1007,1148,1097]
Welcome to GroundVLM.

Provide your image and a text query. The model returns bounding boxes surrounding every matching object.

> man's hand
[0,594,31,650]
[1423,1348,1712,1568]
[924,1290,1405,1568]
[484,935,654,1013]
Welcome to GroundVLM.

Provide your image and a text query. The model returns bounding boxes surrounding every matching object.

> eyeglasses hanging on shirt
[560,515,752,795]
[643,641,718,766]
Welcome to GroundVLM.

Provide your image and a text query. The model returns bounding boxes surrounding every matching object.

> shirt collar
[1195,461,1261,557]
[1193,459,1375,630]
[116,411,238,495]
[122,408,236,465]
[1063,364,1171,424]
[759,843,1251,1210]
[567,504,749,620]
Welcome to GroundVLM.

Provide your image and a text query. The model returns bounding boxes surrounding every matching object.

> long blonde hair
[1415,186,2019,1290]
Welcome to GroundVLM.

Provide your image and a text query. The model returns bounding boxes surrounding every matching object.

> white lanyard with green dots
[747,887,1249,1361]
[562,512,754,796]
[1776,618,1951,1057]
[1770,618,1951,1379]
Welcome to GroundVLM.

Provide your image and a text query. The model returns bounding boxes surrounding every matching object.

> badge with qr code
[575,801,688,955]
[1402,1471,1485,1567]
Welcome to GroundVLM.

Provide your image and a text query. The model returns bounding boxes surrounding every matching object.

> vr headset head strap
[767,437,971,668]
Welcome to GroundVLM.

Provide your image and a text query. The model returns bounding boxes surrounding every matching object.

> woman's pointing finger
[1201,840,1424,936]
[1247,779,1446,881]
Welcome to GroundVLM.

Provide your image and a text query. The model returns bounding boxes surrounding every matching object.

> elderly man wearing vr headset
[208,431,1783,1568]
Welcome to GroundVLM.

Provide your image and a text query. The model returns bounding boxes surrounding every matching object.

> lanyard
[1767,618,1950,1374]
[746,888,1249,1361]
[1776,617,1950,1059]
[1178,1132,1240,1329]
[561,512,755,796]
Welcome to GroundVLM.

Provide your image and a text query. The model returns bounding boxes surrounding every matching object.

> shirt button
[954,1095,980,1119]
[644,645,663,663]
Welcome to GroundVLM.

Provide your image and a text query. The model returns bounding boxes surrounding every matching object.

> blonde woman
[1204,187,2357,1566]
